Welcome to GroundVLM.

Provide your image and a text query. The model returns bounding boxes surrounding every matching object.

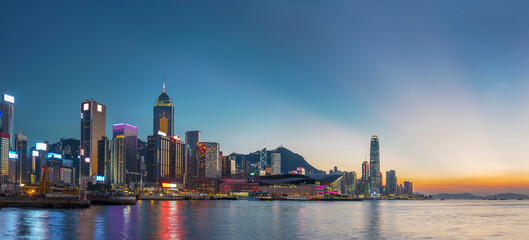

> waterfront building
[174,136,185,188]
[111,135,126,185]
[80,99,106,177]
[271,153,281,174]
[147,134,185,188]
[0,94,15,150]
[195,142,221,192]
[386,170,397,194]
[15,134,29,184]
[0,133,9,183]
[369,136,381,191]
[185,130,200,189]
[113,123,138,182]
[97,136,110,179]
[153,82,174,136]
[404,180,413,195]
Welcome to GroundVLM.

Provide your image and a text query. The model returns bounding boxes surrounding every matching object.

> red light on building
[172,136,180,141]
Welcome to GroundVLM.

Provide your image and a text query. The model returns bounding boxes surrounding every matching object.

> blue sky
[2,1,529,192]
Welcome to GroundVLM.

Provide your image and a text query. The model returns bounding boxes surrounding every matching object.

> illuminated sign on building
[47,153,62,159]
[8,151,18,160]
[85,157,90,163]
[96,175,105,182]
[36,142,47,151]
[161,183,177,188]
[83,103,89,111]
[3,94,14,104]
[158,131,167,137]
[32,150,39,157]
[97,104,102,112]
[80,149,84,156]
[172,136,180,141]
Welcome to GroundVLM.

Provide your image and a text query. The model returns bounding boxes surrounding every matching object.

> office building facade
[80,99,106,177]
[386,170,397,194]
[0,94,15,151]
[271,153,281,174]
[113,123,138,182]
[185,130,200,189]
[369,136,381,190]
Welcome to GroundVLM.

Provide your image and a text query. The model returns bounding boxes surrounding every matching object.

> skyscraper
[113,123,138,182]
[185,130,200,189]
[404,180,413,195]
[195,142,221,192]
[369,135,381,190]
[0,94,15,150]
[271,153,281,174]
[146,133,184,187]
[80,99,106,177]
[153,82,174,136]
[97,136,110,178]
[111,135,126,185]
[15,134,29,184]
[386,170,397,194]
[361,161,369,180]
[0,133,9,182]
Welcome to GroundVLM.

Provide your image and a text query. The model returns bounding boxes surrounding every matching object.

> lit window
[97,104,102,112]
[83,103,89,111]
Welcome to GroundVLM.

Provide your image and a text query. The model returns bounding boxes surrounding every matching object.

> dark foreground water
[1,200,528,239]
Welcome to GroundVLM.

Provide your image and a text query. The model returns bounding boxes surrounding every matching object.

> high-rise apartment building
[113,123,138,182]
[153,83,174,136]
[271,153,281,174]
[369,136,381,190]
[80,99,106,177]
[0,94,15,150]
[386,170,397,194]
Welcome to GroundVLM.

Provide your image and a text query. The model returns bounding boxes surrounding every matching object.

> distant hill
[231,146,323,174]
[433,193,483,199]
[485,193,529,200]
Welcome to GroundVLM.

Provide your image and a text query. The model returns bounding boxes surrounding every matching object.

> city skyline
[2,1,529,195]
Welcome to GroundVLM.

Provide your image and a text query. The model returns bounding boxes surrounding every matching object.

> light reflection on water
[1,200,529,239]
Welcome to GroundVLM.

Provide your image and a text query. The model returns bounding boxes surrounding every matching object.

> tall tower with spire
[153,74,174,136]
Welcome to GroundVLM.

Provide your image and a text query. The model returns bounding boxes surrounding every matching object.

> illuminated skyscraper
[361,161,369,180]
[195,142,221,192]
[369,135,381,190]
[185,130,200,189]
[146,133,185,188]
[0,133,9,182]
[80,99,106,177]
[111,135,126,185]
[0,94,15,150]
[153,82,174,136]
[113,123,138,182]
